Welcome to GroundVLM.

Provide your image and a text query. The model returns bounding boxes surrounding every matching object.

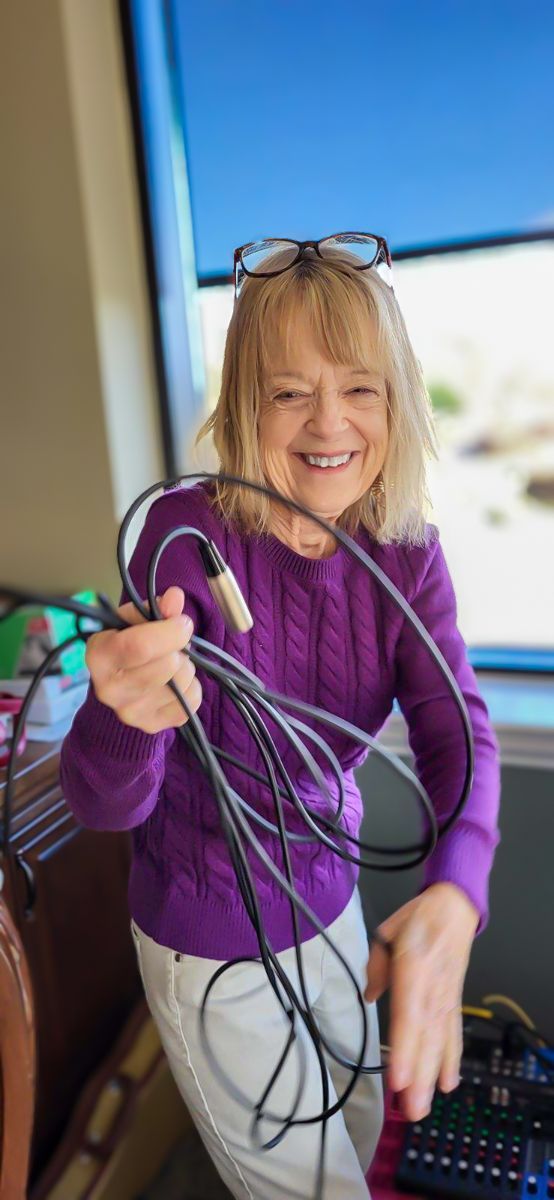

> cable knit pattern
[59,481,501,956]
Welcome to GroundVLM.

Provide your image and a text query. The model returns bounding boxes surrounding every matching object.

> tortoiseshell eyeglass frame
[233,232,394,298]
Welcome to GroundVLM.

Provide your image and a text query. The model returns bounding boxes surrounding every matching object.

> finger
[137,674,203,732]
[364,939,391,1001]
[111,648,196,703]
[387,933,429,1092]
[110,613,193,672]
[408,1006,448,1118]
[116,586,185,627]
[157,586,186,620]
[117,671,202,733]
[398,1017,446,1118]
[438,1005,463,1093]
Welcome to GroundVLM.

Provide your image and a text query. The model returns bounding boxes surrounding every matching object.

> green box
[0,590,97,678]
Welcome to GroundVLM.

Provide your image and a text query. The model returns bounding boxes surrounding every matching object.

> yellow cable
[462,1005,494,1020]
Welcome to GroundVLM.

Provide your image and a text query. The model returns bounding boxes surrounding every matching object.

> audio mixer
[368,1021,554,1200]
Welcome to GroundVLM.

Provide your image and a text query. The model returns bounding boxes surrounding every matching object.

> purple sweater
[59,481,501,957]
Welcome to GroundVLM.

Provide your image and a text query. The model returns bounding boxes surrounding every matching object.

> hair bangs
[255,261,384,385]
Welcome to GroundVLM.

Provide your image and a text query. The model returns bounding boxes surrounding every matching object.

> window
[121,0,554,678]
[197,237,554,668]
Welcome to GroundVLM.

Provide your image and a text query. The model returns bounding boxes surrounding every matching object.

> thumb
[157,586,186,621]
[364,938,391,1002]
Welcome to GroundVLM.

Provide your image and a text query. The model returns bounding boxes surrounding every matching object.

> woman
[59,236,501,1200]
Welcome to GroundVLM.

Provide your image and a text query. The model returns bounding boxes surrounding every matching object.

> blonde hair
[193,246,439,546]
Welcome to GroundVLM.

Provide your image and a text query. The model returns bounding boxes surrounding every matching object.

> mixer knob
[423,1152,435,1169]
[527,1176,538,1194]
[441,1156,452,1173]
[508,1171,519,1190]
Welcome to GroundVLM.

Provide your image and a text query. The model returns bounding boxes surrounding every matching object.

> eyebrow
[269,367,383,382]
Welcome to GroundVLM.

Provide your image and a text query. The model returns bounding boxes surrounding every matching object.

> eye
[350,387,378,396]
[274,391,304,401]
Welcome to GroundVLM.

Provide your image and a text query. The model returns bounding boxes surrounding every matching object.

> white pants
[130,888,384,1200]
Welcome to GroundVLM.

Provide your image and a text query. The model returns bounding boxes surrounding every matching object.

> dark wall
[355,753,554,1044]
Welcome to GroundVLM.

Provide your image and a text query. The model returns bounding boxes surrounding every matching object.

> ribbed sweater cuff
[417,822,500,938]
[71,686,164,774]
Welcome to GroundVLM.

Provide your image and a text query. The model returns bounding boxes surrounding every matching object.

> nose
[306,394,349,440]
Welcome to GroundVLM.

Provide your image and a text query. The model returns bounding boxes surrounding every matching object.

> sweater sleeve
[393,527,501,937]
[59,490,205,831]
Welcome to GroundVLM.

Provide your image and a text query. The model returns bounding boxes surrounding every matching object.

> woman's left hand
[364,882,480,1122]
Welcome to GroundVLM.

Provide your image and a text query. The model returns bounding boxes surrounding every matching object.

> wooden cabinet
[0,740,142,1187]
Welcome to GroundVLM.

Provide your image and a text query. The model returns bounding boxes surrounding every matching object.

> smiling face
[258,311,389,549]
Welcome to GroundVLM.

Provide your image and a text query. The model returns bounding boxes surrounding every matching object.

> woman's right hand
[85,586,202,734]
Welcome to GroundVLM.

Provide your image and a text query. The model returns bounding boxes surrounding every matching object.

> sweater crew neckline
[255,531,344,581]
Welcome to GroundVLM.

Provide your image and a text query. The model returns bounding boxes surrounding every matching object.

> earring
[370,471,386,521]
[370,471,385,499]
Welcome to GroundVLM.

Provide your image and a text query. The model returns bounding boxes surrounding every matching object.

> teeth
[303,453,352,467]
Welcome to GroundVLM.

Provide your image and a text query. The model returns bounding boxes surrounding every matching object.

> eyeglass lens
[239,234,392,287]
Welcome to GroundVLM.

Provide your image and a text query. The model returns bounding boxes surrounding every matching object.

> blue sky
[171,0,554,278]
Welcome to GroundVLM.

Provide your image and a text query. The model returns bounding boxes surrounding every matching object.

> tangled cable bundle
[1,471,475,1199]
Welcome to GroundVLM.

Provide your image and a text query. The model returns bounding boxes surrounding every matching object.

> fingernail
[179,615,193,634]
[415,1090,432,1112]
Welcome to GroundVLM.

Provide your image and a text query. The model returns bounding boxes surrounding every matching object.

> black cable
[0,469,475,1199]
